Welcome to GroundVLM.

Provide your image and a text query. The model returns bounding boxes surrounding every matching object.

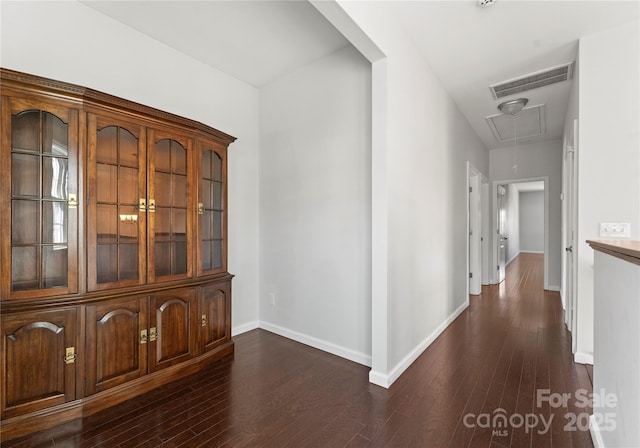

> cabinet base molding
[0,341,233,442]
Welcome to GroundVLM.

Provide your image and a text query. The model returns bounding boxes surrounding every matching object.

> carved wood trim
[1,273,234,313]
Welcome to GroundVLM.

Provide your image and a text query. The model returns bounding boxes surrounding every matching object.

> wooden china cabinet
[0,69,235,441]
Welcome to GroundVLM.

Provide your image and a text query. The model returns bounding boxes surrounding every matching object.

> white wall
[490,140,562,289]
[384,38,488,379]
[519,191,544,253]
[258,46,372,365]
[592,251,640,448]
[0,1,260,331]
[318,1,489,386]
[572,20,640,362]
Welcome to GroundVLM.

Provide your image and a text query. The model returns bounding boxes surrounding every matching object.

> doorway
[492,177,550,288]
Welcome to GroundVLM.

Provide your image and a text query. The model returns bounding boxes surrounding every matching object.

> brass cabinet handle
[198,203,204,215]
[68,194,78,208]
[138,198,147,212]
[148,199,156,212]
[140,329,148,344]
[64,347,77,364]
[201,314,208,327]
[149,327,157,342]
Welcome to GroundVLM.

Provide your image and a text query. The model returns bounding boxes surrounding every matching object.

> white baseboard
[590,414,605,448]
[258,320,372,367]
[574,351,594,365]
[232,321,259,336]
[368,370,388,387]
[369,301,469,389]
[546,285,560,292]
[508,251,544,267]
[506,253,519,265]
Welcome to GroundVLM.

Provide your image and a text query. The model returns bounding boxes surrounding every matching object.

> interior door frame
[481,181,490,285]
[491,176,550,289]
[496,184,507,283]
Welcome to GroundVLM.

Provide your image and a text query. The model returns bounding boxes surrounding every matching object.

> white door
[565,119,578,352]
[497,185,507,283]
[469,174,482,295]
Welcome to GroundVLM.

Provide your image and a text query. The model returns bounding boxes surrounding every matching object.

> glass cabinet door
[148,129,192,283]
[87,114,146,291]
[197,140,227,276]
[1,98,78,299]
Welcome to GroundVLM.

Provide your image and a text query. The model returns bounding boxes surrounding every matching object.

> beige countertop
[587,239,640,266]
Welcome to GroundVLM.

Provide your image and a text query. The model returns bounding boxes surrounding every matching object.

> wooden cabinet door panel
[149,288,197,372]
[1,308,77,418]
[196,139,228,277]
[87,113,147,291]
[147,128,194,284]
[86,297,148,395]
[200,281,231,354]
[1,96,79,300]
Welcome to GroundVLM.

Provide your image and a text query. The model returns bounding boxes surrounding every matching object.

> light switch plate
[599,222,631,238]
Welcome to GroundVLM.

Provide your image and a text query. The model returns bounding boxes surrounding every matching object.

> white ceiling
[82,0,349,87]
[83,0,639,151]
[386,0,639,149]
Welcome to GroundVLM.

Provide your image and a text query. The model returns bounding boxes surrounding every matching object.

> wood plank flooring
[2,253,593,447]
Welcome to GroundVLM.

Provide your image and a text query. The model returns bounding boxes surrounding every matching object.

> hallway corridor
[3,254,592,448]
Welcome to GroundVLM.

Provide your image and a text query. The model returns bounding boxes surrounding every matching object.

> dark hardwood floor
[2,253,593,447]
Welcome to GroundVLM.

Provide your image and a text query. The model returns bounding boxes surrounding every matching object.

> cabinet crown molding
[0,68,236,145]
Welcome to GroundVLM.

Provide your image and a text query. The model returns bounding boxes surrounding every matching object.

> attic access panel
[485,104,546,143]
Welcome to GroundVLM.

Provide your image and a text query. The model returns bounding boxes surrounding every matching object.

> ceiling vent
[489,62,574,99]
